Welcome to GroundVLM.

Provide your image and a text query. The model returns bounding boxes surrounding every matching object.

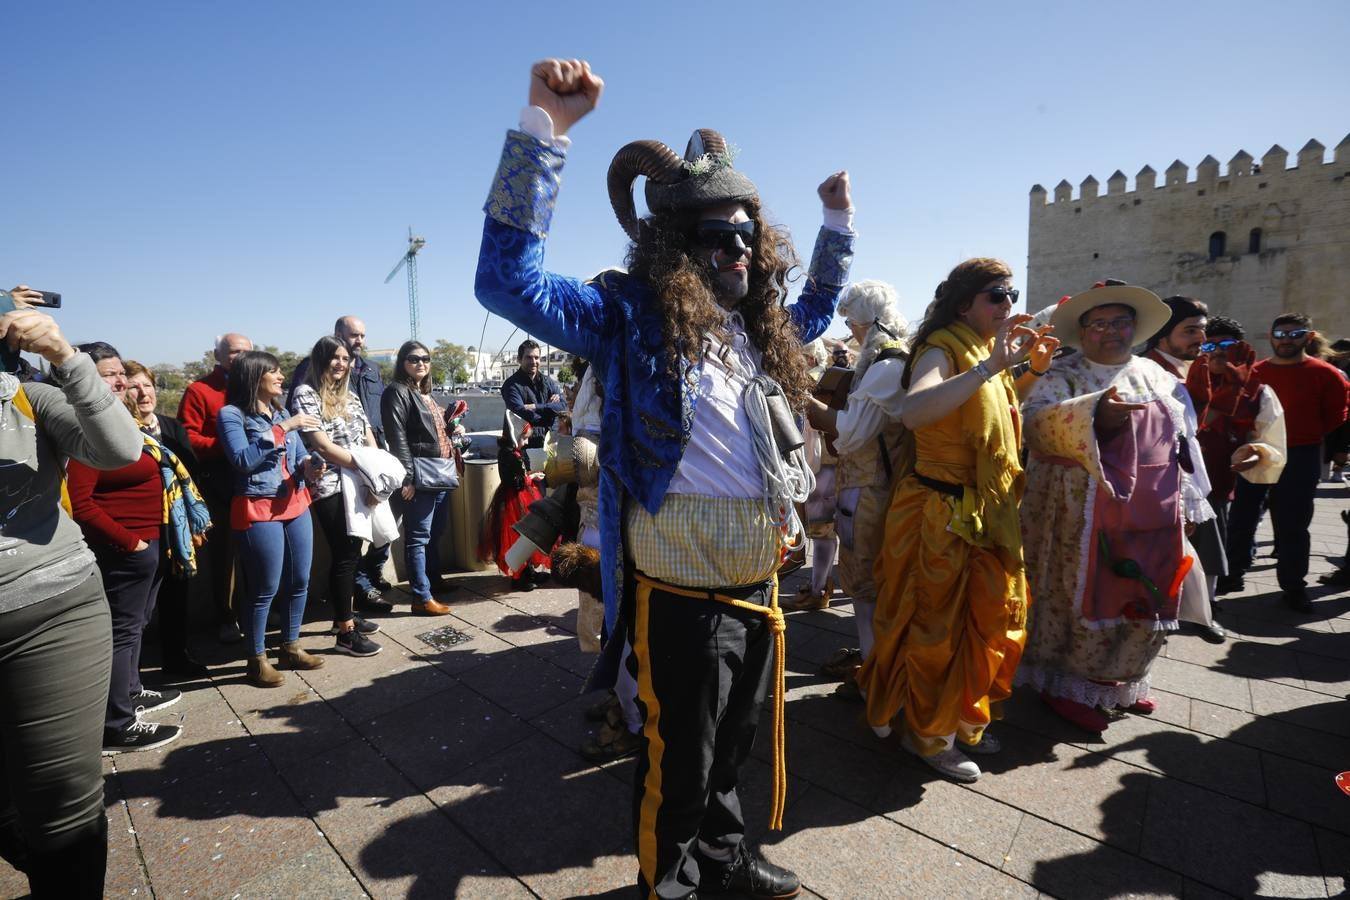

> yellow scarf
[925,322,1024,558]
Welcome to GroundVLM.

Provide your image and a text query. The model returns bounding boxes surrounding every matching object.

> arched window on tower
[1249,228,1262,254]
[1208,231,1227,260]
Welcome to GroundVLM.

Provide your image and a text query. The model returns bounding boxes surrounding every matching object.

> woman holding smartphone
[217,351,327,687]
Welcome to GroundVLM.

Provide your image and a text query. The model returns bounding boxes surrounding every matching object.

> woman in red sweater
[66,343,183,754]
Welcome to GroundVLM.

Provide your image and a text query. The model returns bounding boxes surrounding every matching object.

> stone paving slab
[2,487,1347,898]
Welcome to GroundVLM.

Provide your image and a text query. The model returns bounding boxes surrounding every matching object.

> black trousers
[155,561,192,666]
[628,577,774,899]
[196,467,239,626]
[1226,444,1322,591]
[309,493,361,623]
[0,570,111,898]
[95,540,163,733]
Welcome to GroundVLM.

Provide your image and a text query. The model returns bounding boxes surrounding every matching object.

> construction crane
[383,228,426,339]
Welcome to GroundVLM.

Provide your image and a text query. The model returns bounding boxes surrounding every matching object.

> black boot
[698,843,800,899]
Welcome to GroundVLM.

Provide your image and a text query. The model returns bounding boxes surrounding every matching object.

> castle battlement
[1026,131,1350,339]
[1030,134,1350,209]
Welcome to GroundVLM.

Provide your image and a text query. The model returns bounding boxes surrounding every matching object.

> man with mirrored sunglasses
[474,58,856,900]
[1186,315,1287,611]
[1223,312,1347,611]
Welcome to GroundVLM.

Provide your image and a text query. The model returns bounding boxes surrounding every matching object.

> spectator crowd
[2,55,1348,900]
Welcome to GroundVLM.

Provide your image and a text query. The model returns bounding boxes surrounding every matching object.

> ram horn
[607,140,685,241]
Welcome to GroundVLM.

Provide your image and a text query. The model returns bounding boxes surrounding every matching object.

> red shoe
[1041,693,1108,733]
[1128,696,1158,714]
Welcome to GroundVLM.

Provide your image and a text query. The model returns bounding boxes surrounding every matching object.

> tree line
[147,339,474,415]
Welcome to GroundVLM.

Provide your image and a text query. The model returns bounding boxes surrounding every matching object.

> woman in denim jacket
[217,351,326,687]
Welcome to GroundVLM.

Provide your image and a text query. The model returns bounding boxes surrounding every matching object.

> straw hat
[1050,282,1171,350]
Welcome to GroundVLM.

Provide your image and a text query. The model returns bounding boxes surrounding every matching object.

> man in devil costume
[474,58,854,900]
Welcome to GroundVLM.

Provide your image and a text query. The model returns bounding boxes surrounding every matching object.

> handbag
[413,456,460,491]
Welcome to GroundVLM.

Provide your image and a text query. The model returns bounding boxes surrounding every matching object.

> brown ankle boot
[278,640,325,670]
[246,653,286,688]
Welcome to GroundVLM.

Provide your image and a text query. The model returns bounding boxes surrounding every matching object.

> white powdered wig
[837,280,909,381]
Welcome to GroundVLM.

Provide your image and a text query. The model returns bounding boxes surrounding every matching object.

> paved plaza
[3,483,1348,899]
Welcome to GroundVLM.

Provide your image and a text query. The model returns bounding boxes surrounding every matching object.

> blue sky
[4,1,1345,366]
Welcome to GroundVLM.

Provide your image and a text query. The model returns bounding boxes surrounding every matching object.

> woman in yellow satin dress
[857,258,1057,782]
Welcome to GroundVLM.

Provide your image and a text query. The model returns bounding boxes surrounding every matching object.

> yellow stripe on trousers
[634,579,665,896]
[633,573,788,833]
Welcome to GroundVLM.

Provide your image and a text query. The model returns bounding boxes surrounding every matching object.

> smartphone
[34,291,62,309]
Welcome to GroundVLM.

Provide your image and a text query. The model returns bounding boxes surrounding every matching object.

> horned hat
[607,129,759,240]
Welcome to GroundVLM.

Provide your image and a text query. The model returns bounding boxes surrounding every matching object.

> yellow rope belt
[632,571,787,831]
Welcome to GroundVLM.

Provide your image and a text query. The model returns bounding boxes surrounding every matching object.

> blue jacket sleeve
[474,131,615,363]
[217,407,284,474]
[543,376,567,412]
[789,226,855,344]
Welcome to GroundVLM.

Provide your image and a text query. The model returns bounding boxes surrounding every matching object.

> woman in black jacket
[381,341,458,616]
[125,361,210,678]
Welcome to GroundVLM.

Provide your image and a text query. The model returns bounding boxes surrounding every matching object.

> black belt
[915,474,964,498]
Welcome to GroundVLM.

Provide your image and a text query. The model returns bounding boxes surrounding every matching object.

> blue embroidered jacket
[474,130,854,633]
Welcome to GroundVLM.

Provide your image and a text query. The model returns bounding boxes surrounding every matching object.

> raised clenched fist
[817,171,852,211]
[528,58,604,137]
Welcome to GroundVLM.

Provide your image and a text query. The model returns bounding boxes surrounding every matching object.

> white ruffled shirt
[833,357,907,456]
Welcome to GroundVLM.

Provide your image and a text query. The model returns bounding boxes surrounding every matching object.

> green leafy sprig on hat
[686,144,739,176]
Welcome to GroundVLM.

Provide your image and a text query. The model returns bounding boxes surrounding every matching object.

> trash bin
[449,433,503,572]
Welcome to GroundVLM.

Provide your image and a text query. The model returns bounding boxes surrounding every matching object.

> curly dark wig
[623,200,815,410]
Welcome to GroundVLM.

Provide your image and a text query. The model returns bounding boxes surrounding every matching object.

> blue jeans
[403,489,450,600]
[353,541,391,593]
[236,510,313,656]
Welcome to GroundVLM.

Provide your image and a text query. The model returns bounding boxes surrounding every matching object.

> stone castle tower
[1027,134,1350,339]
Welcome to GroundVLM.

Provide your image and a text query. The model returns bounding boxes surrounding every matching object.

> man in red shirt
[1224,313,1349,611]
[178,332,252,641]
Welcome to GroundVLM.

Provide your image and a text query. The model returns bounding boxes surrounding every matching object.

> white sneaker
[902,734,981,782]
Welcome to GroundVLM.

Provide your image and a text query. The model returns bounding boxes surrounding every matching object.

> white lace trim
[1015,664,1153,709]
[1078,615,1180,632]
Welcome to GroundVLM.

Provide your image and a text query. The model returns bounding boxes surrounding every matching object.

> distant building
[467,344,570,386]
[1027,134,1350,338]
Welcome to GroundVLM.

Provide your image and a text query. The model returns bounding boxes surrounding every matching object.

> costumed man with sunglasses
[474,59,854,900]
[1017,282,1205,732]
[1187,315,1287,608]
[1221,313,1346,611]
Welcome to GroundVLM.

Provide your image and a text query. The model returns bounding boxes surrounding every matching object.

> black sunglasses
[983,287,1020,304]
[691,220,757,254]
[1271,328,1308,340]
[1199,339,1238,354]
[405,355,431,364]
